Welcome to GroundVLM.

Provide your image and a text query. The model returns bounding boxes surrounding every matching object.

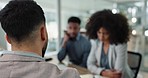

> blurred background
[0,0,148,77]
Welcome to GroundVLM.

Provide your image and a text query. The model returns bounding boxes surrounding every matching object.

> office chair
[128,51,142,78]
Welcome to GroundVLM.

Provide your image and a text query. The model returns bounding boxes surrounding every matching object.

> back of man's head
[0,0,45,42]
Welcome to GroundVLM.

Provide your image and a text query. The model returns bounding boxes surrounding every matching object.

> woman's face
[97,27,110,42]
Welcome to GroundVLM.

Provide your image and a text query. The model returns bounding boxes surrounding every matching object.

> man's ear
[40,26,47,41]
[5,34,11,44]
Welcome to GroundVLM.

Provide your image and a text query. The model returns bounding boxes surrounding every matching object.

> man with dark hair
[58,16,91,68]
[68,17,81,24]
[0,0,80,78]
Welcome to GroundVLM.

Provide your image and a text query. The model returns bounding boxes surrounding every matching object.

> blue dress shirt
[58,33,91,68]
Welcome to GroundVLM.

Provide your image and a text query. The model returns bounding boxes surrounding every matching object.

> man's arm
[57,35,69,62]
[57,47,67,62]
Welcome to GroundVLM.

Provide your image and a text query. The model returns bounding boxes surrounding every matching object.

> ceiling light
[112,9,117,14]
[145,30,148,36]
[131,17,137,23]
[132,30,137,35]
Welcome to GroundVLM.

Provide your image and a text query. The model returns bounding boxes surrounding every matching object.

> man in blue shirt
[58,17,91,68]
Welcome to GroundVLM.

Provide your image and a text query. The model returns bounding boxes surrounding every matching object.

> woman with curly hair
[86,10,134,78]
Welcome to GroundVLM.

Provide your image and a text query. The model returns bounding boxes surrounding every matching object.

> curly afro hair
[85,9,130,45]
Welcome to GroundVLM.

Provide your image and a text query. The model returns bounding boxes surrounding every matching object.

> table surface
[47,55,107,78]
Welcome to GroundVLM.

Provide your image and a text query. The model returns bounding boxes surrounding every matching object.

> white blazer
[87,40,134,78]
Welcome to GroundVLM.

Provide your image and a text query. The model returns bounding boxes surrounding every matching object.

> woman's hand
[101,69,122,78]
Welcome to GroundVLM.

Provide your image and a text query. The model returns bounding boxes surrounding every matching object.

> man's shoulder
[58,67,80,78]
[41,63,80,78]
[43,63,80,78]
[79,35,91,46]
[40,62,57,67]
[79,35,90,42]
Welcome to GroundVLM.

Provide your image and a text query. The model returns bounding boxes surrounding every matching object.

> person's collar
[76,33,81,40]
[0,50,45,61]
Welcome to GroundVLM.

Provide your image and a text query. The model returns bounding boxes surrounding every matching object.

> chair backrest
[128,51,142,78]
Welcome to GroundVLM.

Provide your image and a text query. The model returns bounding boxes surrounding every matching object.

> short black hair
[86,9,130,44]
[68,16,81,25]
[0,0,45,42]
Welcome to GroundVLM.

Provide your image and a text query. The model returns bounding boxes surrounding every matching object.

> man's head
[67,16,81,38]
[0,0,48,56]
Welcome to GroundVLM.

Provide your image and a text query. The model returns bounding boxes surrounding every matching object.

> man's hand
[101,69,122,78]
[62,34,69,48]
[63,34,69,43]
